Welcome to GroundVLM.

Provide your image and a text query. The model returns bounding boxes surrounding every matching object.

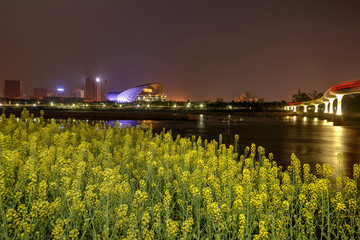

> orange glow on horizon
[170,97,187,102]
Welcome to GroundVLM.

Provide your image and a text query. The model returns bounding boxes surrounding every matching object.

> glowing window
[143,88,153,93]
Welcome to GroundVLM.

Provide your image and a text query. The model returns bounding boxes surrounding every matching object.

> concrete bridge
[285,80,360,124]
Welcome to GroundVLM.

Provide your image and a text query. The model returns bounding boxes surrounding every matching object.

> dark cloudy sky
[1,0,360,101]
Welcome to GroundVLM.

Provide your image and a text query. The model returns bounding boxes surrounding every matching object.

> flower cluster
[0,109,359,239]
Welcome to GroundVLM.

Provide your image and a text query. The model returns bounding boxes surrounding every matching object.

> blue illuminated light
[106,83,164,103]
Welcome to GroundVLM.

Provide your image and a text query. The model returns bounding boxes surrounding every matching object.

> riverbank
[0,107,289,120]
[2,107,360,125]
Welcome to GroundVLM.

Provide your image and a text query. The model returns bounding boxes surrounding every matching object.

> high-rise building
[3,80,22,99]
[33,88,48,99]
[72,88,84,98]
[46,89,58,97]
[33,88,68,98]
[56,88,70,98]
[85,77,101,101]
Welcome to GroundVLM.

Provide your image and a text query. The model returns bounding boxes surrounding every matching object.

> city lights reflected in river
[107,115,360,176]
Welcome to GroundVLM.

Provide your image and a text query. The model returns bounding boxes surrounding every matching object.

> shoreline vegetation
[3,108,360,126]
[0,107,290,121]
[0,109,359,239]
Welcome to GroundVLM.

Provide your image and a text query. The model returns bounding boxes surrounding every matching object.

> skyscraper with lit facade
[72,88,84,98]
[3,80,22,99]
[85,77,101,101]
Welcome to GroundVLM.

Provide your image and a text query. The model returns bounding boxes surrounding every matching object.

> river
[108,114,360,177]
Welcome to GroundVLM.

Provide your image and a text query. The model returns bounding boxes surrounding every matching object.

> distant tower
[85,77,101,101]
[85,77,95,100]
[3,80,22,99]
[96,78,101,101]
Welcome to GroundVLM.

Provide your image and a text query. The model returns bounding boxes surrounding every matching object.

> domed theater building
[106,83,166,103]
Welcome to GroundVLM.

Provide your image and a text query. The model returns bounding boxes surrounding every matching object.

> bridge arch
[287,80,360,116]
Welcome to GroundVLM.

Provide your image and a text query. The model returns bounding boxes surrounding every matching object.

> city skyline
[1,0,360,101]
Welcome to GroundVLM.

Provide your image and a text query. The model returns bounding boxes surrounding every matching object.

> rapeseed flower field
[0,109,359,239]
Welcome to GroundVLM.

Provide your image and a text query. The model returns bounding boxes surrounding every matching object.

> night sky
[1,0,360,101]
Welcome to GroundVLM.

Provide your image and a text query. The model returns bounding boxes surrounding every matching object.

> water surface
[108,114,360,176]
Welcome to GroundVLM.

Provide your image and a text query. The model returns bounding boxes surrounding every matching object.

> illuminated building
[85,77,101,101]
[33,88,69,98]
[46,89,59,97]
[106,83,166,103]
[233,94,247,103]
[3,80,22,98]
[248,97,258,103]
[56,88,70,98]
[72,88,84,98]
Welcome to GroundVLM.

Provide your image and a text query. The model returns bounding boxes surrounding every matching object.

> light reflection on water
[197,114,205,129]
[107,115,360,176]
[107,120,142,128]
